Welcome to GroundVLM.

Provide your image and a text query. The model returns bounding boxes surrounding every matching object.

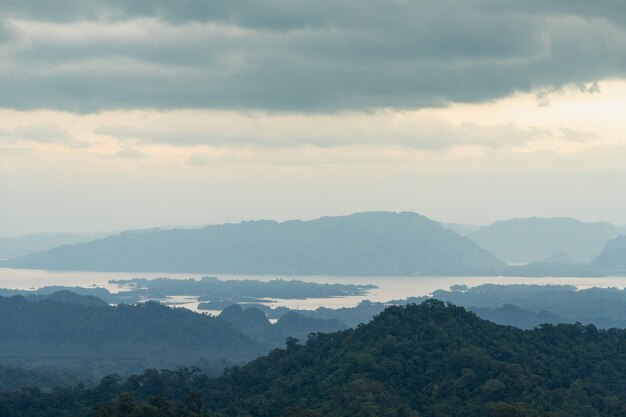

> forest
[2,300,626,416]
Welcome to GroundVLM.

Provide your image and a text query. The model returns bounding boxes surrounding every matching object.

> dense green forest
[0,292,352,387]
[2,301,626,416]
[0,295,265,380]
[0,365,83,393]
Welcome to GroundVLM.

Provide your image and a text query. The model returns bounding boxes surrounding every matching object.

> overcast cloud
[2,1,626,234]
[0,0,624,111]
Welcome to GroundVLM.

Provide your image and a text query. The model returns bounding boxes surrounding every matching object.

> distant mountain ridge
[467,217,623,264]
[3,212,504,276]
[592,236,626,274]
[0,232,110,260]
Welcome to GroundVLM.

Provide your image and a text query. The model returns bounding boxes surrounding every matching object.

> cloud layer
[0,0,625,111]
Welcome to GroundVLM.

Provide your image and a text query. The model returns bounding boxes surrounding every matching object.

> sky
[1,0,626,235]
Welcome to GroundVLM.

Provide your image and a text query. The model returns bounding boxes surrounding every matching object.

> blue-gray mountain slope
[468,217,622,264]
[4,212,504,276]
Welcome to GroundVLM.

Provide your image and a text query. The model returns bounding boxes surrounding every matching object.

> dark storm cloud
[0,0,624,111]
[3,0,624,29]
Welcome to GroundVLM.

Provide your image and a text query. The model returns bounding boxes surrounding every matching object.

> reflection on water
[2,268,626,312]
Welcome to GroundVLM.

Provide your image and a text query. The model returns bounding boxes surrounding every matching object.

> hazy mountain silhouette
[440,222,483,236]
[219,304,347,346]
[0,232,109,260]
[22,290,110,307]
[591,235,626,274]
[4,212,504,276]
[468,217,622,264]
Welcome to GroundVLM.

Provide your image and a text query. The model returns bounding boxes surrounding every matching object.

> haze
[1,1,626,235]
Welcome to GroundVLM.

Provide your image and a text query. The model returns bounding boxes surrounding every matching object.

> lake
[2,267,626,312]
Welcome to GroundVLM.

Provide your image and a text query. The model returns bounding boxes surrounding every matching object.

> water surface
[2,267,626,311]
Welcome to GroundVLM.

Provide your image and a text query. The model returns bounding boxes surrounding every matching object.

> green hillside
[3,301,626,416]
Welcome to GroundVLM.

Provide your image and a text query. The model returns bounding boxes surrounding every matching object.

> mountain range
[591,236,626,274]
[3,212,626,276]
[2,212,504,276]
[467,217,624,264]
[0,232,110,260]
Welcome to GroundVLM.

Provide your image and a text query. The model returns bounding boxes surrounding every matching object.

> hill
[3,212,504,275]
[0,232,109,260]
[591,235,626,274]
[21,290,110,307]
[467,217,622,264]
[430,284,626,328]
[231,284,626,330]
[3,301,626,416]
[0,296,265,378]
[219,304,348,347]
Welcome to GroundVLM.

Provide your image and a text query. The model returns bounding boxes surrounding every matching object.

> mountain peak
[4,211,503,275]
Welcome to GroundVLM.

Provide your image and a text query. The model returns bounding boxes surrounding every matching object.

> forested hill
[0,296,266,376]
[4,212,504,275]
[4,301,626,417]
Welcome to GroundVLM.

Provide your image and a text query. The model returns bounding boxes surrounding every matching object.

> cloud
[92,109,554,151]
[0,1,624,112]
[4,1,625,29]
[0,20,14,43]
[114,148,146,159]
[0,122,88,147]
[0,146,33,155]
[186,152,214,166]
[11,123,71,141]
[557,128,597,143]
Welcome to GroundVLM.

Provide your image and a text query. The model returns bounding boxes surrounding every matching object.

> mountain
[3,212,504,275]
[258,284,626,330]
[591,235,626,274]
[430,284,626,328]
[500,261,604,277]
[467,304,564,329]
[440,222,483,236]
[21,290,110,307]
[542,249,574,264]
[4,301,626,416]
[219,304,274,341]
[219,304,348,346]
[0,232,109,260]
[0,296,265,378]
[468,217,622,264]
